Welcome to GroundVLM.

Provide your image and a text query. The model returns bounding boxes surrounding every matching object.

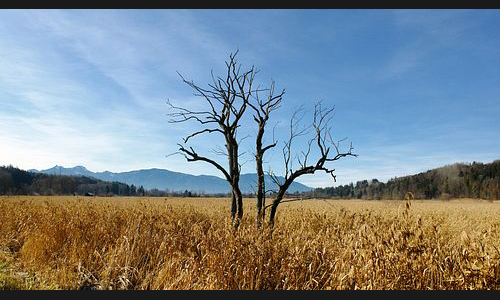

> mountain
[30,165,95,177]
[30,165,313,194]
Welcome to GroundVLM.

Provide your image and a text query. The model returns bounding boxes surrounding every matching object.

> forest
[0,165,147,197]
[310,160,500,200]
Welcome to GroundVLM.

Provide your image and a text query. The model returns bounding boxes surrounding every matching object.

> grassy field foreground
[0,196,498,290]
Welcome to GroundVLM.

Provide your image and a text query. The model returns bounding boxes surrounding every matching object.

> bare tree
[266,102,357,227]
[167,51,258,226]
[247,81,284,228]
[168,52,356,229]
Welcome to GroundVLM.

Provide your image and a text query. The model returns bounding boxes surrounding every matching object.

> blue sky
[1,9,499,187]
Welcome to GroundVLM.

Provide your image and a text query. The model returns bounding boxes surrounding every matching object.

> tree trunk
[255,122,266,228]
[268,180,292,227]
[230,192,236,219]
[226,134,243,226]
[256,152,265,228]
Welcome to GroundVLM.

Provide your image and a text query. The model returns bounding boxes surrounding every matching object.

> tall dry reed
[0,196,498,289]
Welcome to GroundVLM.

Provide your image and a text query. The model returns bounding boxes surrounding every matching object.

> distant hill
[312,160,500,200]
[1,165,134,196]
[30,165,313,194]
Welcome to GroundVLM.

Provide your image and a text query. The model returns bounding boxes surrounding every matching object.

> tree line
[2,160,498,201]
[0,165,148,197]
[310,160,500,200]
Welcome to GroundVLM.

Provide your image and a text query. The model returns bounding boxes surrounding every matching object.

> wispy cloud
[377,9,474,80]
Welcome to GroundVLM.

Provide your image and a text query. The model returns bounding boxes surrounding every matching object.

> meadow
[0,195,498,290]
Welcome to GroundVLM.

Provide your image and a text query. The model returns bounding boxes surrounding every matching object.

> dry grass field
[0,195,498,290]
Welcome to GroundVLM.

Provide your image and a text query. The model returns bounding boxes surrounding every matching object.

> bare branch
[178,144,231,183]
[267,102,357,226]
[165,151,181,159]
[267,170,284,188]
[183,128,224,143]
[211,145,229,157]
[262,142,277,153]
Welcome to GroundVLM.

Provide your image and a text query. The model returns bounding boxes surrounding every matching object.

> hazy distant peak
[32,165,313,194]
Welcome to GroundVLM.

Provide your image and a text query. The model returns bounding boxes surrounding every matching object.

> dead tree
[247,81,284,228]
[167,51,257,226]
[266,102,357,227]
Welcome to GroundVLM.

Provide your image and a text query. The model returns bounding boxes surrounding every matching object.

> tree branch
[178,144,231,182]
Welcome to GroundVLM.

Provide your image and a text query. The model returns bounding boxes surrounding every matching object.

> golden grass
[0,195,498,290]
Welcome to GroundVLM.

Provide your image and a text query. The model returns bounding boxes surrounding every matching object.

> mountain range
[29,165,313,194]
